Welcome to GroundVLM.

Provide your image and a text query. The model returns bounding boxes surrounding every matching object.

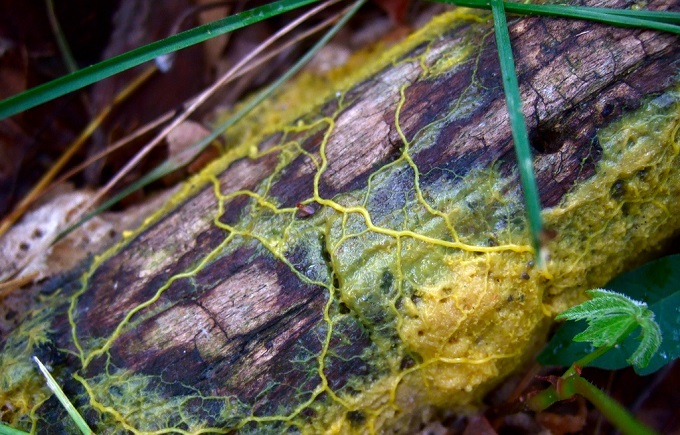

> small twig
[0,272,39,300]
[44,7,343,201]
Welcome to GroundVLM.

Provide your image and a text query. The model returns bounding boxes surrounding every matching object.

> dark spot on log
[270,256,327,313]
[380,270,393,295]
[530,123,564,155]
[347,410,366,427]
[320,234,332,264]
[33,338,67,368]
[218,195,250,226]
[268,144,322,208]
[194,245,256,293]
[636,167,649,180]
[610,179,625,199]
[621,202,631,216]
[400,354,416,369]
[40,258,92,295]
[600,101,616,119]
[424,126,489,178]
[4,309,16,321]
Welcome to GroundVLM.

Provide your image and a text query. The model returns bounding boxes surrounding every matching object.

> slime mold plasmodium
[2,5,680,434]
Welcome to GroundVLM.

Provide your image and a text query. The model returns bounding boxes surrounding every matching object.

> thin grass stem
[434,0,680,34]
[0,66,157,240]
[43,15,335,204]
[33,356,93,435]
[0,423,30,435]
[490,0,544,266]
[45,0,78,73]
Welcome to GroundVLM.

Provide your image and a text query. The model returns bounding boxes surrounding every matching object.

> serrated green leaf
[571,314,637,348]
[556,289,643,322]
[540,254,680,374]
[629,317,662,369]
[556,286,660,372]
[556,289,649,353]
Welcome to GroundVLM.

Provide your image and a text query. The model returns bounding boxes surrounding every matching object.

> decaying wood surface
[2,1,679,433]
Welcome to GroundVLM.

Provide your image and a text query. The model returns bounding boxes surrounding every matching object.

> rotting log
[2,1,680,433]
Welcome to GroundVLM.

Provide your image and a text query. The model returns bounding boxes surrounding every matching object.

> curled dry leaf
[0,184,179,285]
[166,119,212,168]
[462,414,497,435]
[0,186,99,283]
[536,396,588,435]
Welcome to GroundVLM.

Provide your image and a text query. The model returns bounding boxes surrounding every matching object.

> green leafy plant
[540,254,680,374]
[530,292,663,435]
[528,370,659,435]
[531,255,680,435]
[555,289,662,369]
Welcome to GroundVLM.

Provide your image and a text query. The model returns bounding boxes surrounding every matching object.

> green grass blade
[502,2,680,34]
[46,0,78,73]
[33,356,93,435]
[433,0,680,34]
[547,4,680,25]
[0,0,321,120]
[489,0,544,265]
[57,0,367,241]
[0,424,30,435]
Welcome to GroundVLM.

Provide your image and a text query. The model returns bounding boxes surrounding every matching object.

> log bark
[2,1,680,433]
